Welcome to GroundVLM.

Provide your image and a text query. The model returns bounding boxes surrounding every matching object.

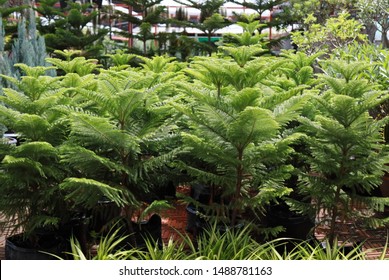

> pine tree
[57,57,181,245]
[114,0,167,54]
[34,0,108,58]
[298,59,389,245]
[0,63,68,243]
[173,53,308,229]
[0,17,13,90]
[173,0,230,55]
[1,8,53,91]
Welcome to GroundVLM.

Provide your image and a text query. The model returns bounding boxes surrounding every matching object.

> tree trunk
[364,23,377,44]
[207,32,213,56]
[382,28,389,48]
[328,185,341,247]
[143,40,147,55]
[231,150,244,227]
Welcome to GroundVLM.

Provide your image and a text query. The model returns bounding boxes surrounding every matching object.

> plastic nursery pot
[5,233,65,260]
[185,204,207,236]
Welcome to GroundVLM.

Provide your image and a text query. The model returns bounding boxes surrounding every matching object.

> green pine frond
[14,114,50,141]
[227,107,279,146]
[140,148,180,176]
[176,161,233,187]
[69,113,139,153]
[355,196,389,213]
[60,177,128,209]
[137,55,176,73]
[2,155,45,178]
[219,45,265,67]
[46,56,100,76]
[319,75,374,98]
[181,132,238,167]
[26,215,61,234]
[361,215,389,229]
[13,141,57,161]
[0,87,30,111]
[280,51,324,70]
[258,85,308,111]
[321,59,370,82]
[273,95,310,127]
[61,73,98,94]
[316,94,367,127]
[60,144,129,175]
[107,50,136,67]
[230,88,261,111]
[14,63,56,78]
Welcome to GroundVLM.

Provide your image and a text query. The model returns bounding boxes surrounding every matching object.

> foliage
[106,49,137,69]
[57,57,181,244]
[287,0,357,25]
[174,0,225,23]
[0,64,68,243]
[298,59,389,244]
[356,0,389,46]
[172,0,230,55]
[0,8,53,91]
[219,15,269,67]
[0,0,28,37]
[115,0,167,55]
[221,13,268,48]
[64,224,388,260]
[173,53,308,228]
[46,50,101,76]
[331,42,389,130]
[229,0,287,36]
[264,50,323,92]
[34,0,108,58]
[291,12,367,55]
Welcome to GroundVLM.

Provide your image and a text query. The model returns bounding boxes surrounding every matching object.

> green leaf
[69,113,139,154]
[227,107,279,147]
[60,177,128,209]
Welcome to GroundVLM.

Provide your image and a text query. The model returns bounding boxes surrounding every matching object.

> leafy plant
[46,50,100,76]
[298,59,389,245]
[58,57,181,246]
[291,12,367,55]
[34,0,108,58]
[173,54,308,230]
[64,223,388,260]
[0,64,69,244]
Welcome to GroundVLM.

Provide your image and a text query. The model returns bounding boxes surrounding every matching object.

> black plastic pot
[267,204,314,241]
[5,233,65,260]
[267,205,315,253]
[133,214,162,248]
[186,204,206,236]
[90,198,121,233]
[190,183,211,205]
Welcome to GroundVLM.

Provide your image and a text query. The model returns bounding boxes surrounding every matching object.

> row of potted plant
[1,31,389,259]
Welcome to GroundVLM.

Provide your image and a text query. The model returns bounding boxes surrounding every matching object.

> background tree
[115,0,167,53]
[355,0,389,47]
[174,0,225,22]
[136,21,153,55]
[1,7,53,92]
[34,0,108,58]
[0,0,29,38]
[291,12,367,55]
[173,0,230,55]
[229,0,284,27]
[286,0,357,26]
